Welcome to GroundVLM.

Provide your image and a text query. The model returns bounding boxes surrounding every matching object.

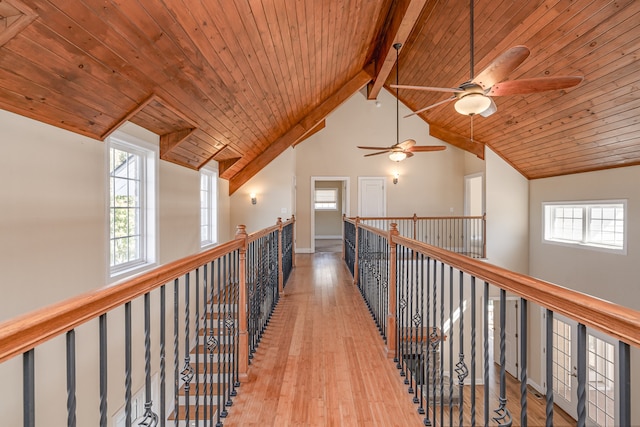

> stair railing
[0,217,294,427]
[354,213,486,258]
[347,219,640,426]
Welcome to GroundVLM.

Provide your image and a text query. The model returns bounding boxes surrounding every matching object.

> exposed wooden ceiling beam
[367,0,431,100]
[229,69,373,195]
[429,123,485,159]
[292,120,325,148]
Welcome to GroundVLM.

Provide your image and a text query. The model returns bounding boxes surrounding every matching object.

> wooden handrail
[0,238,244,364]
[393,234,640,348]
[358,222,389,239]
[349,215,485,221]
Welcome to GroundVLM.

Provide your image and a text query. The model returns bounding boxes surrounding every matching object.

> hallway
[225,252,423,426]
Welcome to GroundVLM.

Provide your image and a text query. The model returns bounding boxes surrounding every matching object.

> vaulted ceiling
[1,0,639,194]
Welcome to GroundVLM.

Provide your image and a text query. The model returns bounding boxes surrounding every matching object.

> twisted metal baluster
[407,249,414,389]
[470,276,476,426]
[492,289,512,426]
[194,269,200,425]
[216,258,223,427]
[181,273,194,425]
[202,265,209,427]
[577,323,587,427]
[139,293,159,427]
[416,253,425,413]
[484,282,490,425]
[423,256,432,427]
[125,302,132,427]
[430,260,439,423]
[99,314,107,427]
[456,271,468,426]
[220,256,229,418]
[173,279,179,427]
[545,309,554,427]
[159,286,166,427]
[66,329,76,427]
[448,266,454,425]
[439,262,445,427]
[520,298,528,427]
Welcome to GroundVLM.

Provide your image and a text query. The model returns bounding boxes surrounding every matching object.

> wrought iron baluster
[619,341,631,427]
[99,314,108,427]
[545,309,554,427]
[416,253,425,413]
[407,249,414,390]
[423,256,431,427]
[577,323,586,427]
[430,259,438,425]
[456,271,468,426]
[173,279,179,427]
[23,349,35,427]
[220,255,229,418]
[202,265,209,426]
[216,258,223,427]
[232,250,240,393]
[66,329,76,427]
[484,282,490,425]
[448,266,454,426]
[182,273,194,425]
[439,262,445,427]
[470,276,476,426]
[160,286,166,427]
[195,269,201,425]
[125,301,132,427]
[140,293,159,427]
[520,298,528,427]
[493,288,512,426]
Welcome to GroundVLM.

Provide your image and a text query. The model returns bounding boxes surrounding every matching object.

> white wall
[485,147,529,274]
[229,147,295,234]
[294,88,466,251]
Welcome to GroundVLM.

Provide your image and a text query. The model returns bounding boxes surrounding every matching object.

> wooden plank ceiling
[0,0,638,191]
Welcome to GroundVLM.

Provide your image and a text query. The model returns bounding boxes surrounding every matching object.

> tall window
[200,168,218,247]
[314,188,338,210]
[543,201,626,253]
[108,131,156,278]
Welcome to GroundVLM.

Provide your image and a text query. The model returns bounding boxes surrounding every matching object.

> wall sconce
[393,171,399,185]
[250,193,257,205]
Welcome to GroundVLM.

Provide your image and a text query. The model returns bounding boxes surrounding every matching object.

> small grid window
[108,131,156,278]
[552,318,573,401]
[200,169,218,247]
[314,188,338,210]
[544,201,625,252]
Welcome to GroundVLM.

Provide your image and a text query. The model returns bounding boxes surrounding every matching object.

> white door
[550,314,579,419]
[358,177,386,217]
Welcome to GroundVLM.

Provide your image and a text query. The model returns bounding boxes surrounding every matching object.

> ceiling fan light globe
[389,151,407,162]
[454,93,492,116]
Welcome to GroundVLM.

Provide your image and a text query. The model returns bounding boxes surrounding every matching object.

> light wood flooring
[224,252,576,426]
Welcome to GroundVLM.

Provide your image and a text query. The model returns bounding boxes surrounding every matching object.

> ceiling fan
[358,43,446,162]
[392,0,583,118]
[358,138,446,162]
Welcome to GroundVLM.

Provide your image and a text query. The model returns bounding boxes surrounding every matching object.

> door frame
[490,296,521,380]
[310,176,350,253]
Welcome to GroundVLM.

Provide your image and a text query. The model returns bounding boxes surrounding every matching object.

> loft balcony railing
[0,217,294,427]
[344,218,640,426]
[352,214,486,259]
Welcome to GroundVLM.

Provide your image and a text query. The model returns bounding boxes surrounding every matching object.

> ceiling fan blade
[487,76,584,96]
[404,96,456,118]
[479,97,497,117]
[407,145,447,152]
[391,84,463,93]
[364,150,391,157]
[472,46,530,89]
[405,152,414,158]
[397,139,416,150]
[358,145,392,150]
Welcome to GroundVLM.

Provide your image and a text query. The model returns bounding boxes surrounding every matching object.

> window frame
[107,130,158,281]
[200,166,218,248]
[542,200,626,254]
[314,188,339,211]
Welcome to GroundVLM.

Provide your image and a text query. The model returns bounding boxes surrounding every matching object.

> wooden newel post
[235,224,250,381]
[341,214,346,260]
[277,217,284,297]
[387,223,399,359]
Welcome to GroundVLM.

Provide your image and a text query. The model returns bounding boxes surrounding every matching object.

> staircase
[168,285,239,425]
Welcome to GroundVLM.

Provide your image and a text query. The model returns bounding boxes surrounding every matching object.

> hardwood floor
[224,252,576,426]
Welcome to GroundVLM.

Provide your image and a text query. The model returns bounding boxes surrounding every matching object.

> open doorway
[311,177,349,253]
